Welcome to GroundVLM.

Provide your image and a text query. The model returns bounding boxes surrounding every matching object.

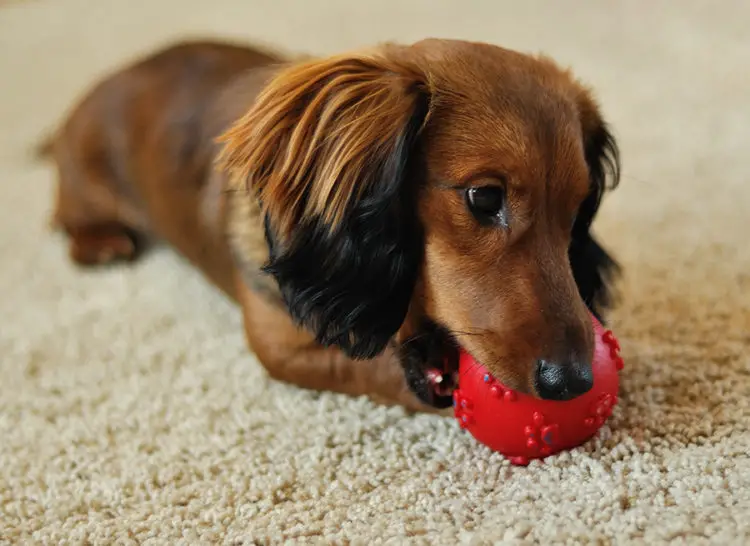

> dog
[38,37,620,413]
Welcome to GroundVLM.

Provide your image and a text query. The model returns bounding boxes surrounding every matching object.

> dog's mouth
[399,321,461,409]
[425,368,459,398]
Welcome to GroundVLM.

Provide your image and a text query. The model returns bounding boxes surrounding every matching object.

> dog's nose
[535,359,594,401]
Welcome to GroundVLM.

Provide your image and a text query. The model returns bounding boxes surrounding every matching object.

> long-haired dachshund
[39,38,620,413]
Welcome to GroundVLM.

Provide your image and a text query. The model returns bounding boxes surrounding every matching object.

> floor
[1,0,749,543]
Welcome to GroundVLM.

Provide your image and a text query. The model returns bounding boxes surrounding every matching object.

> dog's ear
[217,50,431,359]
[569,91,622,322]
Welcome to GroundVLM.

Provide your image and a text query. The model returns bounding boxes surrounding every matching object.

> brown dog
[39,38,620,412]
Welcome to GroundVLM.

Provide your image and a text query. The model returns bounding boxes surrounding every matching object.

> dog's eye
[465,186,507,226]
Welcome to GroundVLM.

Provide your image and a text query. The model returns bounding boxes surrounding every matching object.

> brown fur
[217,46,430,238]
[40,38,620,412]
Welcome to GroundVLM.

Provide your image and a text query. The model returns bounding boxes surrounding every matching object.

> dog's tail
[34,135,55,160]
[32,131,56,161]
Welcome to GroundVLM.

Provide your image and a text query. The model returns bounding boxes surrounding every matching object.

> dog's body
[47,42,278,296]
[42,38,620,412]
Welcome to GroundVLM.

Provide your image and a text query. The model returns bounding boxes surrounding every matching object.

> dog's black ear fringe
[263,94,429,360]
[570,122,621,323]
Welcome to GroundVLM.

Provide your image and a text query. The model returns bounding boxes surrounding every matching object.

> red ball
[453,314,624,465]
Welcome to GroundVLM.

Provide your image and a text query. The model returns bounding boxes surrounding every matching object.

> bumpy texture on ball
[453,314,624,465]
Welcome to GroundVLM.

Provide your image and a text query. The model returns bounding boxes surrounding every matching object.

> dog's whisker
[449,329,492,341]
[621,173,656,187]
[400,331,437,344]
[222,187,249,195]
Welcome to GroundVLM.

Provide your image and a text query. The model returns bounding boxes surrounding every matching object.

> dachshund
[38,38,620,413]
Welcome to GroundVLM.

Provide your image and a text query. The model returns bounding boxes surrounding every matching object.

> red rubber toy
[453,314,623,465]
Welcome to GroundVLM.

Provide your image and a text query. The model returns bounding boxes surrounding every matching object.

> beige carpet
[2,0,749,543]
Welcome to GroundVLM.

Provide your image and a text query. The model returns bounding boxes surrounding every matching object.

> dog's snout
[535,359,594,401]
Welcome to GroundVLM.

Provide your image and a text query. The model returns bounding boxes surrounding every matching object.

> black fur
[262,93,430,360]
[569,122,622,322]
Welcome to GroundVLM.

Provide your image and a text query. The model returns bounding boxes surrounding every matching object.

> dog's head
[218,38,620,408]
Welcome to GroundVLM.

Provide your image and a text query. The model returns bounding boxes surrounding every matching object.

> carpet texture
[1,1,749,544]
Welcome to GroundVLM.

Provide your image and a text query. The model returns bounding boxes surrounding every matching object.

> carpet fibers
[1,1,749,544]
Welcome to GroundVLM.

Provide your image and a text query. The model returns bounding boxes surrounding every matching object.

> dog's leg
[49,146,149,267]
[236,278,442,413]
[66,223,142,266]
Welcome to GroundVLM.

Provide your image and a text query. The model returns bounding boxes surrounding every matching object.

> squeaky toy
[453,314,623,465]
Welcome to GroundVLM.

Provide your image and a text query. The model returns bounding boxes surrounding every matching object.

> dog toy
[452,314,623,465]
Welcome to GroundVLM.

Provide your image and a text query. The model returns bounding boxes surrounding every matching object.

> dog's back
[44,40,283,295]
